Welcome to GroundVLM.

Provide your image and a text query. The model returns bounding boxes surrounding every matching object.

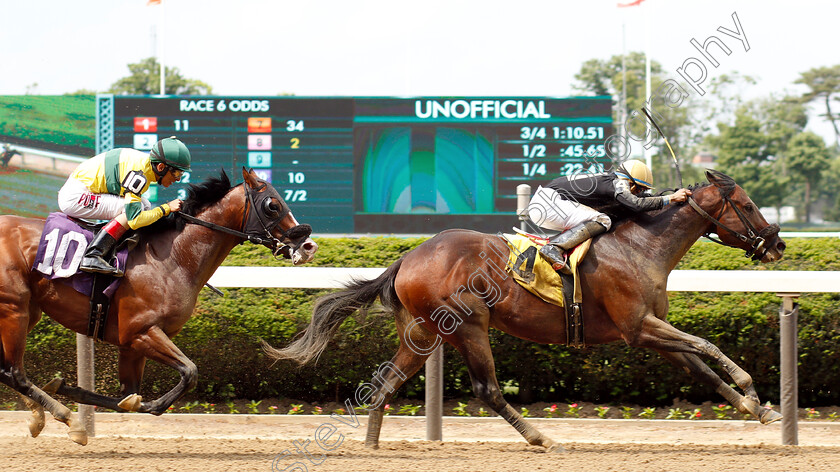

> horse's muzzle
[291,238,318,265]
[754,224,785,262]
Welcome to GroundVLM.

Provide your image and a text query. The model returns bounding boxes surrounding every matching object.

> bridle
[687,187,779,261]
[177,179,312,258]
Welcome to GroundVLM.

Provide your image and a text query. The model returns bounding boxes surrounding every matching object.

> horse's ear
[705,169,736,194]
[242,167,259,187]
[705,169,725,187]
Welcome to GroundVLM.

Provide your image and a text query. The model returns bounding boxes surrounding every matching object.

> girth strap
[87,274,112,341]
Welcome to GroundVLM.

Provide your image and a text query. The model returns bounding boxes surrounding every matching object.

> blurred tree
[819,156,840,222]
[709,108,789,210]
[573,52,697,189]
[748,95,809,157]
[108,57,213,95]
[786,131,831,222]
[795,64,840,148]
[692,72,757,137]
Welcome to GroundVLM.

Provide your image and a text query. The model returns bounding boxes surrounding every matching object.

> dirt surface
[2,412,840,471]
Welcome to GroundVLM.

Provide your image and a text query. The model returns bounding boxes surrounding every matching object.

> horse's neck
[615,199,711,273]
[162,198,243,285]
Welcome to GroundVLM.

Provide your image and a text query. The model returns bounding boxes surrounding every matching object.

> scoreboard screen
[96,95,612,233]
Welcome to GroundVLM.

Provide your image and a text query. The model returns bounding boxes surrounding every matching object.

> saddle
[500,230,592,348]
[32,213,139,341]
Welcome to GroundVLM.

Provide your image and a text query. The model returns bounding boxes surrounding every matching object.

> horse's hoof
[365,441,380,450]
[67,418,88,446]
[118,394,142,412]
[27,412,46,438]
[546,442,566,453]
[759,409,783,425]
[42,377,64,395]
[739,396,759,414]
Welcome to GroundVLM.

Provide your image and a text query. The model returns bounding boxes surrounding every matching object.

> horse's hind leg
[364,310,438,448]
[2,367,88,445]
[41,377,135,412]
[41,347,148,412]
[657,350,782,424]
[20,393,45,437]
[0,313,87,444]
[453,330,562,452]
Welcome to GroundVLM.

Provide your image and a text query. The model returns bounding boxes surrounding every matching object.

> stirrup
[539,244,568,271]
[80,257,124,277]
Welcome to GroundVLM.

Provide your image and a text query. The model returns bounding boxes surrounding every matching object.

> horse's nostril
[303,241,317,252]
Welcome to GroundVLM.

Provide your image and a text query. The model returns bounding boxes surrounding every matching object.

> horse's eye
[744,203,754,213]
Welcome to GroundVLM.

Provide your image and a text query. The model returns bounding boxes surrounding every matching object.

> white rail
[207,267,840,292]
[2,142,85,176]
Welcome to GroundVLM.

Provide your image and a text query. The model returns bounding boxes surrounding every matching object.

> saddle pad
[502,233,592,307]
[32,212,128,298]
[502,234,566,307]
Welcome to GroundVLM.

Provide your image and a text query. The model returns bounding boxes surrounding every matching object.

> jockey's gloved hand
[168,199,183,213]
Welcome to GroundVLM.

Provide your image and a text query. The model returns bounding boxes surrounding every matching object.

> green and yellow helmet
[150,137,191,172]
[616,159,653,189]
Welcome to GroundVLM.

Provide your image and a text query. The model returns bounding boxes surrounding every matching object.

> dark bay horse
[264,170,786,452]
[0,168,317,445]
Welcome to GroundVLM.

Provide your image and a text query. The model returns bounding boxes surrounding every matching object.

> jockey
[57,137,191,277]
[527,159,692,271]
[1,143,17,168]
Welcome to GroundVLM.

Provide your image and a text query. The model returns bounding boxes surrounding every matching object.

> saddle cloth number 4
[36,228,87,278]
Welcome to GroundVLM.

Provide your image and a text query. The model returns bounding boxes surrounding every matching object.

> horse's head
[691,169,785,263]
[241,168,318,265]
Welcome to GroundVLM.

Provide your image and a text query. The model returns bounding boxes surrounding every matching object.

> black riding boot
[539,221,608,271]
[80,229,124,277]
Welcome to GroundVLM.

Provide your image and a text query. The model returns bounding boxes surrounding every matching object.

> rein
[176,212,277,246]
[176,179,309,258]
[687,192,773,261]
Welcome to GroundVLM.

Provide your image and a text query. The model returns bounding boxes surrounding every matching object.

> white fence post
[516,184,532,232]
[75,333,95,437]
[778,293,800,446]
[425,346,443,441]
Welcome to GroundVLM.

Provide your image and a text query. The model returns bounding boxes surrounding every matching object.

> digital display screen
[98,96,612,233]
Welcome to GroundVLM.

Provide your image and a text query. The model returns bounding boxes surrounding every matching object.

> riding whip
[641,107,683,189]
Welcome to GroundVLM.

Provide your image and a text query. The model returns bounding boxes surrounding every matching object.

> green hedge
[13,237,840,406]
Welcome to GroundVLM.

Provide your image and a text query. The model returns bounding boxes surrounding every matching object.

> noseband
[177,180,312,258]
[687,188,779,261]
[242,180,312,257]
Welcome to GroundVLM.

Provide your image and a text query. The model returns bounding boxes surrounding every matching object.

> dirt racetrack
[2,412,839,471]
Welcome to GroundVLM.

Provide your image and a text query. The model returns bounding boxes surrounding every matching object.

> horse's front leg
[631,315,781,424]
[128,326,197,415]
[657,350,782,424]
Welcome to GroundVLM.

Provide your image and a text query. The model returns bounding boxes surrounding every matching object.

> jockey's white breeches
[57,178,150,221]
[526,185,612,232]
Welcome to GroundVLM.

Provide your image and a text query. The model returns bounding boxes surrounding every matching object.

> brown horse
[264,170,786,452]
[0,168,317,445]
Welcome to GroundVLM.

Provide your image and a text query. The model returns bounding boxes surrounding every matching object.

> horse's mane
[138,170,233,235]
[610,178,719,231]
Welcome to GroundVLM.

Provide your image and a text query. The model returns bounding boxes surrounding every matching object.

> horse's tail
[261,257,404,366]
